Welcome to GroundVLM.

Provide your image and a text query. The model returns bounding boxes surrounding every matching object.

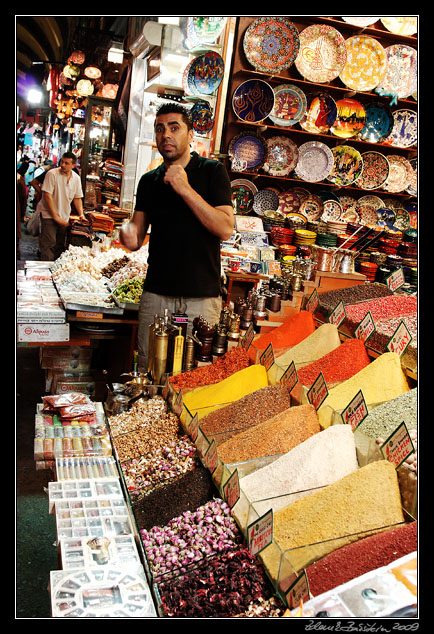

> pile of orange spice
[297,338,371,387]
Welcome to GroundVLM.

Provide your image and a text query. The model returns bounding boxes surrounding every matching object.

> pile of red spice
[297,338,371,387]
[305,521,417,597]
[169,347,250,391]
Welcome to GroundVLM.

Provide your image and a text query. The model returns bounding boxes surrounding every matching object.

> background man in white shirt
[39,152,85,261]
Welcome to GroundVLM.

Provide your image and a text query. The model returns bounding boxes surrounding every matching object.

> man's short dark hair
[155,103,193,131]
[61,151,77,163]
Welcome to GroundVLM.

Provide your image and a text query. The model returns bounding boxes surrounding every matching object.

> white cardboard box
[17,323,70,342]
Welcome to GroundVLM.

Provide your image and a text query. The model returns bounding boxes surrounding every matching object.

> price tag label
[355,310,376,344]
[386,267,405,293]
[260,342,275,372]
[223,469,240,509]
[307,372,328,410]
[205,439,218,474]
[241,323,255,350]
[285,571,310,610]
[247,509,273,557]
[76,311,104,319]
[341,389,368,431]
[174,389,183,416]
[386,321,412,357]
[162,376,171,400]
[280,360,298,393]
[329,300,346,328]
[189,413,199,442]
[380,422,415,469]
[305,288,319,313]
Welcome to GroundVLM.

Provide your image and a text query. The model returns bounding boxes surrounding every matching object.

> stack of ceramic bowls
[370,251,388,267]
[327,220,348,236]
[293,229,317,247]
[386,254,403,271]
[378,237,400,255]
[359,261,378,281]
[398,241,418,260]
[279,244,297,258]
[270,226,294,246]
[337,233,358,250]
[316,232,337,248]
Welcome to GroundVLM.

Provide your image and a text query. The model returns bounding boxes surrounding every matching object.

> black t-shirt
[134,152,232,297]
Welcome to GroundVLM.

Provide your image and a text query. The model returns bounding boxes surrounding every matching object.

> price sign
[328,300,346,328]
[341,389,368,431]
[285,571,310,611]
[386,320,412,357]
[280,360,298,393]
[380,422,415,469]
[162,376,171,401]
[205,439,218,474]
[386,267,405,293]
[355,310,376,344]
[241,323,255,350]
[174,389,183,416]
[260,342,275,372]
[247,509,273,556]
[305,288,319,313]
[223,469,240,509]
[307,372,328,410]
[189,413,199,442]
[76,311,104,319]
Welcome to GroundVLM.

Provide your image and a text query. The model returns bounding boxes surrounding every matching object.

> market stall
[17,16,418,619]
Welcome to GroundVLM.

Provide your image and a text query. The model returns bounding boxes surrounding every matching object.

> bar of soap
[270,323,341,384]
[182,364,269,420]
[217,403,320,464]
[318,352,410,429]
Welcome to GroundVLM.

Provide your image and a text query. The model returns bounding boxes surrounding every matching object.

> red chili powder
[306,521,417,597]
[249,310,315,362]
[297,338,371,387]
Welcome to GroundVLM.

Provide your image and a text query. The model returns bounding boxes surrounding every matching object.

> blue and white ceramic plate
[269,83,307,127]
[359,102,394,143]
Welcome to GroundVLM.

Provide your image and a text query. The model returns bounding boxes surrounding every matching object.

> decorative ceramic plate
[393,208,412,231]
[291,187,311,203]
[383,155,413,193]
[358,195,384,210]
[406,158,417,195]
[328,145,364,187]
[341,207,361,222]
[375,45,417,100]
[330,98,366,138]
[191,51,225,95]
[191,101,214,134]
[286,212,308,227]
[253,188,280,216]
[192,17,227,43]
[387,109,417,148]
[339,35,387,92]
[294,141,334,183]
[232,79,275,123]
[243,16,300,74]
[318,190,340,203]
[359,102,394,143]
[295,24,347,83]
[299,92,338,134]
[376,207,396,228]
[381,16,418,36]
[269,84,307,127]
[356,151,390,190]
[182,59,198,95]
[263,135,299,177]
[228,131,268,173]
[339,195,358,210]
[358,204,379,225]
[278,190,301,215]
[300,195,324,222]
[231,179,258,215]
[321,199,343,222]
[342,17,380,27]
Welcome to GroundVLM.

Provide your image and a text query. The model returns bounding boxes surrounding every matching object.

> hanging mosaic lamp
[69,50,86,65]
[76,79,94,96]
[84,65,102,79]
[63,63,81,79]
[102,83,118,99]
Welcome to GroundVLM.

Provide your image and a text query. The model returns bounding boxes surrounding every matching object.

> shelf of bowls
[224,16,417,292]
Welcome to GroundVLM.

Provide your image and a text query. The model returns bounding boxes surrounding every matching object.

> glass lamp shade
[76,79,94,96]
[84,66,102,79]
[69,50,86,65]
[63,64,80,78]
[101,83,118,99]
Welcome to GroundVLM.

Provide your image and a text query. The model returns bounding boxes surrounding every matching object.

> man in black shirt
[120,103,234,372]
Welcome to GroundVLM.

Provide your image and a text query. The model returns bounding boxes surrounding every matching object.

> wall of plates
[222,16,417,257]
